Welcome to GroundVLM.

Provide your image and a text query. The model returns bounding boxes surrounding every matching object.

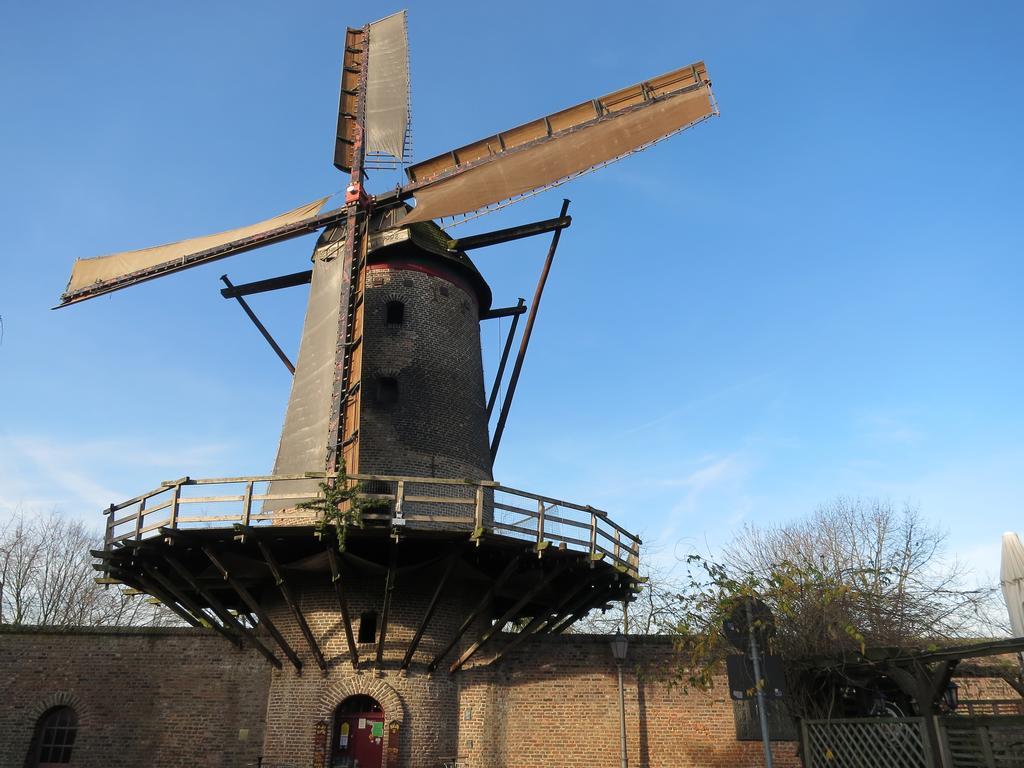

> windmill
[73,12,717,766]
[58,10,715,483]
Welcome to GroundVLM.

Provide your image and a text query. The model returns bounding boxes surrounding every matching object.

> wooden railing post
[589,509,598,567]
[614,529,621,563]
[242,481,254,527]
[134,496,147,541]
[168,482,182,530]
[104,504,115,548]
[473,484,484,541]
[394,480,405,520]
[537,499,545,546]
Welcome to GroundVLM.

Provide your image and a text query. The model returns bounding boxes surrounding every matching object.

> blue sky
[1,1,1022,586]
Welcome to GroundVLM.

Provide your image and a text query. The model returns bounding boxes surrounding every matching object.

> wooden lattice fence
[801,717,932,768]
[941,715,1024,767]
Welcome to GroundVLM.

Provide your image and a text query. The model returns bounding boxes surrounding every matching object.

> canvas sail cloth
[1001,532,1024,638]
[61,198,329,304]
[265,227,347,513]
[364,11,410,161]
[401,62,715,224]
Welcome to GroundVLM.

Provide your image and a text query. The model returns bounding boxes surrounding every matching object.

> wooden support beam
[490,199,571,462]
[548,583,618,635]
[164,553,282,670]
[445,214,571,252]
[256,540,327,671]
[449,564,568,674]
[220,275,296,374]
[119,568,204,628]
[479,303,527,321]
[485,298,525,419]
[219,269,313,298]
[140,582,203,627]
[401,547,461,670]
[202,546,303,671]
[140,560,243,648]
[375,544,399,668]
[326,547,359,669]
[489,574,600,665]
[427,555,522,674]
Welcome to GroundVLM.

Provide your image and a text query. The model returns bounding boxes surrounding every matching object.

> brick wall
[10,619,1014,768]
[0,626,270,768]
[457,634,801,768]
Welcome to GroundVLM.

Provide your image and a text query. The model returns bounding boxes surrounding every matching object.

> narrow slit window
[385,300,405,326]
[358,611,378,643]
[377,377,398,405]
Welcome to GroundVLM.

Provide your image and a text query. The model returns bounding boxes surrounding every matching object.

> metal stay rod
[220,275,295,374]
[486,298,525,419]
[219,269,312,298]
[446,214,571,252]
[490,199,571,462]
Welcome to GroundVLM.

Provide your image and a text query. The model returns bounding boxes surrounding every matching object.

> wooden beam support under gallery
[487,572,599,666]
[139,558,244,648]
[449,563,568,674]
[401,545,461,670]
[163,552,283,670]
[549,584,619,635]
[326,546,360,669]
[375,544,400,668]
[427,555,523,674]
[203,545,304,672]
[256,539,328,671]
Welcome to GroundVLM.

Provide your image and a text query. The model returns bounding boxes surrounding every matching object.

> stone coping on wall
[0,624,212,638]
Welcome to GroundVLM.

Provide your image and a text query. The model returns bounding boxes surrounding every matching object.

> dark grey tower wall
[359,257,493,486]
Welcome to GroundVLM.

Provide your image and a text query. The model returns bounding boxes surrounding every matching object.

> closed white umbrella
[999,532,1024,638]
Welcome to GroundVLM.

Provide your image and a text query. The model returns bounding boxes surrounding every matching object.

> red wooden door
[332,708,384,768]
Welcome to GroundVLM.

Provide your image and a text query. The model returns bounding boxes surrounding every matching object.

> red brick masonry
[0,626,804,768]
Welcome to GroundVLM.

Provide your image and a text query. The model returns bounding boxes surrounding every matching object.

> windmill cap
[366,205,492,311]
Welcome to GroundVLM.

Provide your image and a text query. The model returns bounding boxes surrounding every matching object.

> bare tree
[0,509,175,627]
[673,498,1003,718]
[718,498,999,652]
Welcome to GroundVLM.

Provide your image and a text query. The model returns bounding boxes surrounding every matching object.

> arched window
[28,706,78,766]
[385,300,405,326]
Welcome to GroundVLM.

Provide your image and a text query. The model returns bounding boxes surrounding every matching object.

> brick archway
[319,678,404,724]
[30,691,89,725]
[320,677,405,766]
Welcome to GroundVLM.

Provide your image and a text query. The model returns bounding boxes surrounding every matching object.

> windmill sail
[1001,532,1024,638]
[364,10,410,161]
[400,63,714,224]
[59,198,334,306]
[266,227,348,510]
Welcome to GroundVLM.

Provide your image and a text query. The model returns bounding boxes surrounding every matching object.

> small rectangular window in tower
[358,611,378,643]
[376,376,399,405]
[385,300,405,325]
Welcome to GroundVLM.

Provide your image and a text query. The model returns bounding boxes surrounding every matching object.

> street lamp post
[610,632,629,768]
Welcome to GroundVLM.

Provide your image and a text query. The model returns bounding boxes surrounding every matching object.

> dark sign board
[726,654,786,701]
[732,700,798,742]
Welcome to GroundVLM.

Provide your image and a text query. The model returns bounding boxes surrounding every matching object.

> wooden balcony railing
[101,472,641,577]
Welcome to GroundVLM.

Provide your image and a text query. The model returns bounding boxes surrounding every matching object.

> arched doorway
[331,695,385,768]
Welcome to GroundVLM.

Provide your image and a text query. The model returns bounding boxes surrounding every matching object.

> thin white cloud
[0,432,231,523]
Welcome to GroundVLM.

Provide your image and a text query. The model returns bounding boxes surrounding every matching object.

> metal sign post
[745,598,774,768]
